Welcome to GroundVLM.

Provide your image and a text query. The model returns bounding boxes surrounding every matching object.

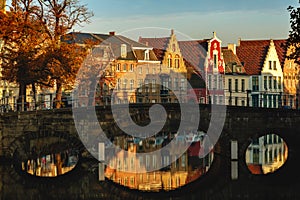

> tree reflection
[22,149,79,177]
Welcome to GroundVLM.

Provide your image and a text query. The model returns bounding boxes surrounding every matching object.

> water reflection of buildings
[104,133,214,191]
[246,134,288,174]
[22,149,79,177]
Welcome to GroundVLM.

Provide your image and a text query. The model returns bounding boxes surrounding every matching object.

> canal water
[1,133,299,199]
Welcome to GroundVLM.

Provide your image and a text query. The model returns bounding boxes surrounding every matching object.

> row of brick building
[68,30,299,109]
[1,23,299,109]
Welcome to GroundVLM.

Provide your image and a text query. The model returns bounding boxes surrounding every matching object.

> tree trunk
[55,81,62,109]
[18,82,27,111]
[32,83,37,110]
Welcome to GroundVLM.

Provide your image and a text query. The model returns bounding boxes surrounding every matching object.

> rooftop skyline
[73,0,297,45]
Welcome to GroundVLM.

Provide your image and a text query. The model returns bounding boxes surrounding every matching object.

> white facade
[225,75,250,106]
[250,40,284,108]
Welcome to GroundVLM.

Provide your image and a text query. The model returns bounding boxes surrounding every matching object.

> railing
[0,89,299,113]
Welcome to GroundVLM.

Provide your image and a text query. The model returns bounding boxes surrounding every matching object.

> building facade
[222,44,250,106]
[237,39,285,108]
[140,31,225,105]
[139,30,188,103]
[282,45,300,109]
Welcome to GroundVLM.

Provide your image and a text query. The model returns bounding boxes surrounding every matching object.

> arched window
[175,55,180,68]
[168,54,172,68]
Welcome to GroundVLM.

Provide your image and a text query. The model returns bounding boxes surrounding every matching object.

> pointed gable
[236,39,287,75]
[222,48,247,74]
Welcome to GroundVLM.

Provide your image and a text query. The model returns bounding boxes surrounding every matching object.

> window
[123,64,127,71]
[138,79,143,92]
[174,78,179,90]
[269,61,272,70]
[235,79,238,92]
[144,50,149,60]
[269,76,272,89]
[116,63,121,71]
[175,55,180,68]
[130,80,134,90]
[121,44,127,58]
[235,97,238,106]
[228,78,232,92]
[145,79,149,92]
[252,94,259,107]
[180,79,186,91]
[268,95,272,108]
[219,77,223,89]
[123,79,127,90]
[241,100,245,106]
[264,76,268,90]
[263,94,268,107]
[181,155,186,167]
[278,77,282,89]
[241,79,245,92]
[129,64,134,72]
[219,96,223,105]
[213,54,218,69]
[253,148,259,164]
[117,79,121,90]
[214,75,218,89]
[168,54,172,68]
[213,95,217,104]
[138,67,142,74]
[130,177,135,186]
[252,77,259,91]
[208,75,212,89]
[152,79,156,92]
[273,61,277,70]
[273,95,277,108]
[274,77,277,89]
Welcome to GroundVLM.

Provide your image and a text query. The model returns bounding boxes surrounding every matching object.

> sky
[73,0,298,46]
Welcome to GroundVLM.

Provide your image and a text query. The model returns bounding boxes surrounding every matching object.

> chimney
[145,42,148,46]
[238,38,241,46]
[171,29,174,35]
[228,43,236,55]
[109,31,115,36]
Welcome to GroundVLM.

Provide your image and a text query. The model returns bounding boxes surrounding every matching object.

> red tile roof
[236,39,287,75]
[247,164,263,175]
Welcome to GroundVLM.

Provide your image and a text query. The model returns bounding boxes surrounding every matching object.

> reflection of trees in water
[22,148,79,177]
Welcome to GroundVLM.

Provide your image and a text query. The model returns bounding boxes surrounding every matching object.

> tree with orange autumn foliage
[0,0,93,109]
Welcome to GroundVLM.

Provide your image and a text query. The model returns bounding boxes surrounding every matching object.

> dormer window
[144,50,150,60]
[121,44,127,58]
